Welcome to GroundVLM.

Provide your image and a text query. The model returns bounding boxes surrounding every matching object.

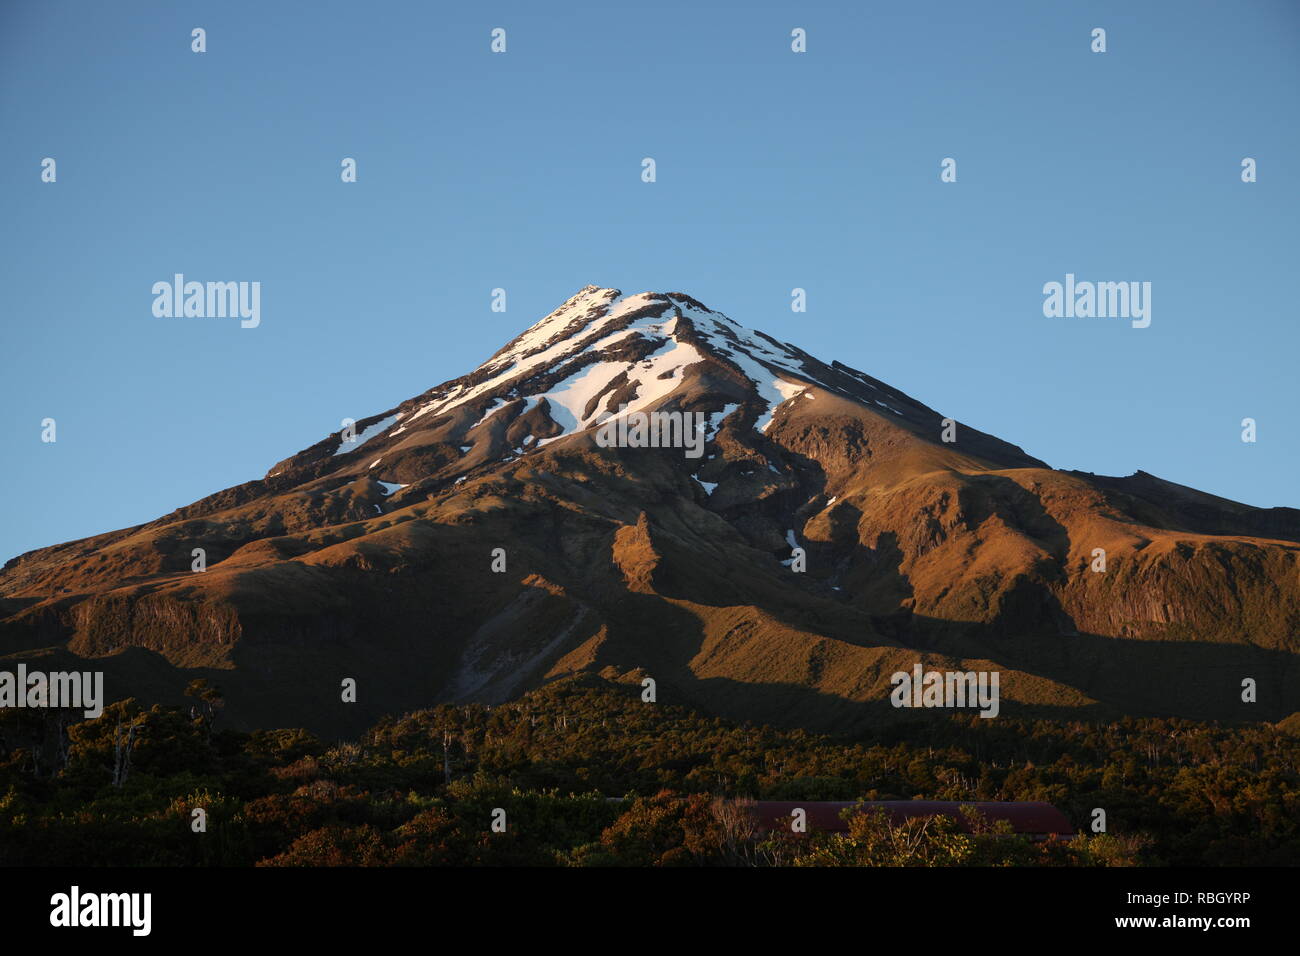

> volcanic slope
[3,286,1298,735]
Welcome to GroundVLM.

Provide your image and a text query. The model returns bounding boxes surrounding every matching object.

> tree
[184,680,225,741]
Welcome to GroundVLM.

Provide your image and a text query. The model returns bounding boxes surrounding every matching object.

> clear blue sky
[2,0,1297,563]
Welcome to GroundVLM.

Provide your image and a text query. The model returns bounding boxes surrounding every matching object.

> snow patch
[334,415,398,456]
[471,398,508,427]
[704,403,740,440]
[536,334,707,446]
[754,378,808,433]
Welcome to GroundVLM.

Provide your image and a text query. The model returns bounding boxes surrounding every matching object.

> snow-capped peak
[295,286,931,482]
[396,289,828,438]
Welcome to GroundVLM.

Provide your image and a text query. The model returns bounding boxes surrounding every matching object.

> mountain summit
[3,288,1298,734]
[267,284,1044,486]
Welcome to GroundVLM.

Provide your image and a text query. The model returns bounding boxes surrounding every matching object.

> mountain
[3,286,1299,736]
